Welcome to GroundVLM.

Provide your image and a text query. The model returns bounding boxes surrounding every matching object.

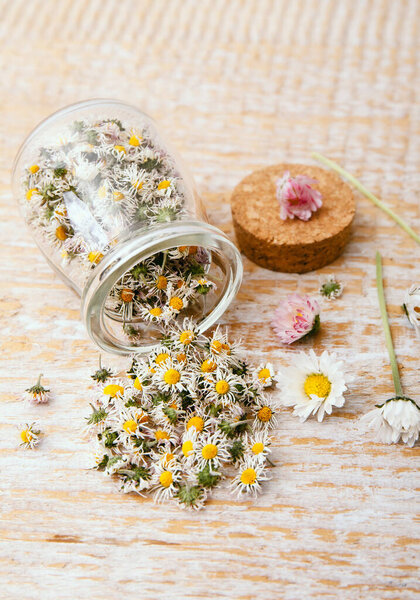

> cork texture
[231,164,355,272]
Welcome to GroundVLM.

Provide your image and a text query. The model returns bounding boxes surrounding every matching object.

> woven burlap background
[0,1,419,599]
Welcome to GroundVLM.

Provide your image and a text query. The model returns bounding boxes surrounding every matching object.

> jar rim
[81,220,243,355]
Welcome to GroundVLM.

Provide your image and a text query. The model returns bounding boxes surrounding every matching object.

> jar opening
[82,221,242,355]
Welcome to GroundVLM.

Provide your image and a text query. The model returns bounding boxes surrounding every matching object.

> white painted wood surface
[0,1,419,598]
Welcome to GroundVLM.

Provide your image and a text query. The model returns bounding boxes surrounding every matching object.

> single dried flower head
[319,275,343,300]
[23,374,51,405]
[402,285,420,339]
[271,293,320,344]
[276,171,322,221]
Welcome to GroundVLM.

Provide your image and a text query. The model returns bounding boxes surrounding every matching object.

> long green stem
[311,153,420,245]
[376,251,403,397]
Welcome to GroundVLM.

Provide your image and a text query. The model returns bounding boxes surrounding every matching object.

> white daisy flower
[231,457,269,498]
[252,396,279,430]
[208,326,241,366]
[361,397,420,447]
[166,317,205,350]
[153,359,194,394]
[319,274,344,300]
[402,285,420,338]
[104,454,130,476]
[277,350,348,422]
[151,459,182,503]
[168,244,198,260]
[19,423,41,449]
[23,374,51,405]
[180,428,199,462]
[245,430,271,462]
[195,432,230,471]
[254,363,276,388]
[203,369,244,407]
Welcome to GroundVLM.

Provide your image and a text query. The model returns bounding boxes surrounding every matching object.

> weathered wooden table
[1,1,419,598]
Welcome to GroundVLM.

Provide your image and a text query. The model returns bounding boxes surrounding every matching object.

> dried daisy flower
[361,253,420,446]
[276,171,322,221]
[277,350,348,422]
[319,275,343,301]
[23,374,51,405]
[85,320,274,509]
[402,285,420,339]
[91,355,114,383]
[231,457,269,498]
[19,423,41,449]
[272,293,320,345]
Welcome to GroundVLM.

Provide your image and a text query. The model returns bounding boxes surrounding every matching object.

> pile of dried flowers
[21,117,217,339]
[85,320,276,509]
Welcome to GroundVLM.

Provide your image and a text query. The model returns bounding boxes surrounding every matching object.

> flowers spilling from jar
[276,171,322,221]
[85,320,277,509]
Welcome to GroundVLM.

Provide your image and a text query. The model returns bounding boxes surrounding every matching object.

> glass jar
[12,99,242,355]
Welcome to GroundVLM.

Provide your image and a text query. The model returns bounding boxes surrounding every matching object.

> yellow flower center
[179,330,194,345]
[252,442,264,455]
[133,377,142,391]
[201,359,217,373]
[258,368,271,381]
[88,251,103,264]
[179,245,197,255]
[114,145,126,153]
[26,187,38,201]
[29,164,40,174]
[182,440,194,457]
[103,384,124,397]
[169,297,183,311]
[20,429,33,443]
[155,352,169,364]
[164,369,181,385]
[132,179,143,190]
[120,288,134,303]
[177,352,186,363]
[135,410,149,424]
[201,443,218,460]
[163,452,174,464]
[215,380,230,395]
[156,275,167,290]
[240,468,257,485]
[304,374,331,399]
[187,416,204,432]
[55,225,68,241]
[113,191,124,201]
[129,135,141,146]
[157,180,171,190]
[257,406,272,422]
[149,307,162,317]
[159,471,173,487]
[123,419,137,434]
[155,430,170,441]
[211,340,223,353]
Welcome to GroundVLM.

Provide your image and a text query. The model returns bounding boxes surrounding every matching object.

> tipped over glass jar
[13,100,242,354]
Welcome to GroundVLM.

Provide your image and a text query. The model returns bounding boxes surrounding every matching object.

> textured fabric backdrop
[0,1,419,599]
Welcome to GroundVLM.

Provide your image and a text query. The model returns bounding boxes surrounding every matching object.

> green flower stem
[311,153,420,245]
[376,251,403,397]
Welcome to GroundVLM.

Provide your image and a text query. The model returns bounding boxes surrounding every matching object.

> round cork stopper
[231,164,355,273]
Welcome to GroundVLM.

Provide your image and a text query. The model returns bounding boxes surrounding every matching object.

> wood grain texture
[0,1,419,599]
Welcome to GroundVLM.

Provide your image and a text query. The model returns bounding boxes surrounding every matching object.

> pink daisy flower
[271,293,320,344]
[276,172,322,221]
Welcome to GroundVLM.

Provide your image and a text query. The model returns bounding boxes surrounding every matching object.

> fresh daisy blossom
[272,293,320,344]
[361,398,420,447]
[277,350,348,422]
[23,373,51,405]
[276,171,322,221]
[402,285,420,338]
[319,275,344,301]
